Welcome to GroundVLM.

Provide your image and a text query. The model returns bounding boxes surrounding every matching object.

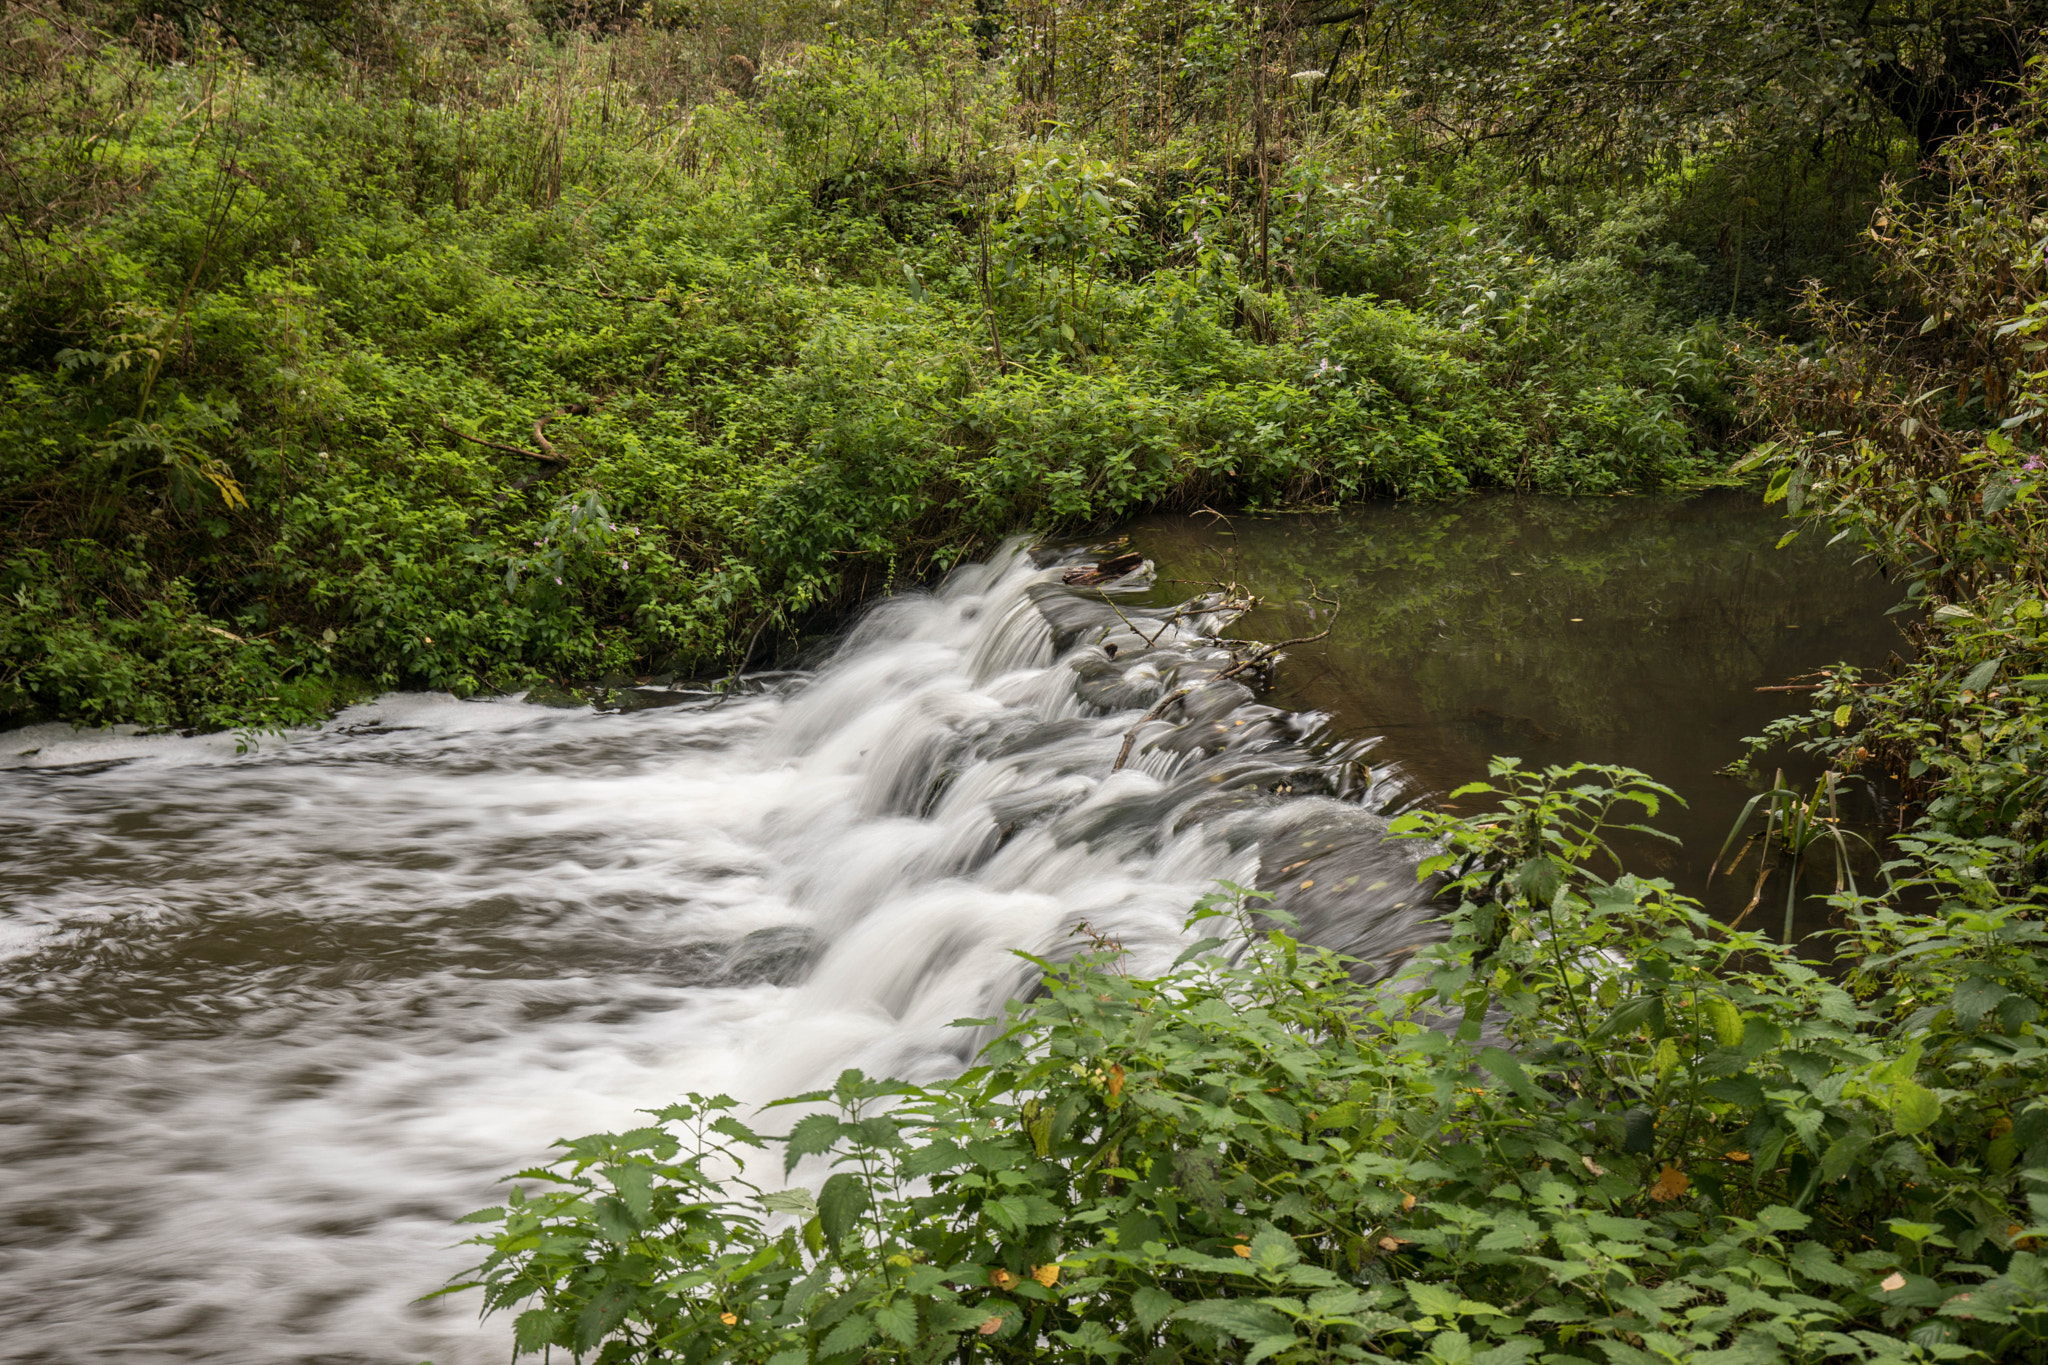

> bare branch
[1110,592,1339,772]
[440,414,568,465]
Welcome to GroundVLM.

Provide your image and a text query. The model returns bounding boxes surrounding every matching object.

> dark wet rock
[658,925,819,988]
[1258,803,1446,981]
[601,686,714,713]
[523,683,589,709]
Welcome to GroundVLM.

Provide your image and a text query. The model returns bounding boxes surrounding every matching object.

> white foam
[0,546,1405,1363]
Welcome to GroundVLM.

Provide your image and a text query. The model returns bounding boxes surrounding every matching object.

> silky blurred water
[0,545,1417,1364]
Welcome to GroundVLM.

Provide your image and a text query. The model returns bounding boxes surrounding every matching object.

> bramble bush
[450,761,2048,1364]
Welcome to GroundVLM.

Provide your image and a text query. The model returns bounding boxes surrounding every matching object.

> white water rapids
[0,545,1430,1364]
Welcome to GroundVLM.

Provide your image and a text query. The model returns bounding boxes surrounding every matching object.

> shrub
[1739,58,2048,887]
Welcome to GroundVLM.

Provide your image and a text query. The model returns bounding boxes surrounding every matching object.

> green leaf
[1247,1225,1301,1273]
[929,1301,993,1334]
[1171,936,1228,967]
[1514,855,1563,906]
[1174,1299,1293,1341]
[1133,1286,1178,1331]
[1473,1341,1540,1365]
[513,1308,564,1352]
[1593,995,1659,1040]
[1703,995,1745,1049]
[1476,1047,1542,1106]
[1891,1080,1942,1136]
[760,1188,817,1215]
[1952,975,2015,1027]
[712,1115,764,1147]
[592,1196,639,1243]
[874,1297,918,1345]
[1410,1283,1466,1318]
[574,1280,636,1353]
[1244,1333,1301,1365]
[1788,1240,1860,1287]
[784,1113,846,1174]
[819,1312,874,1355]
[611,1163,654,1222]
[1623,1107,1657,1154]
[1961,658,2001,692]
[818,1172,870,1244]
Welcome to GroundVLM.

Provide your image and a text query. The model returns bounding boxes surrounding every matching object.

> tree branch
[1110,598,1338,772]
[440,413,568,465]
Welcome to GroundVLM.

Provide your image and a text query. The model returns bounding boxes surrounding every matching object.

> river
[0,494,1903,1363]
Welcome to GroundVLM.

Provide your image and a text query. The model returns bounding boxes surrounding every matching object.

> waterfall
[0,542,1430,1364]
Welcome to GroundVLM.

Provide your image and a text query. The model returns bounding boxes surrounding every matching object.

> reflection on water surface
[1129,491,1912,924]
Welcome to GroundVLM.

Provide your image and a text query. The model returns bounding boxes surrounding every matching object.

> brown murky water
[1127,491,1911,931]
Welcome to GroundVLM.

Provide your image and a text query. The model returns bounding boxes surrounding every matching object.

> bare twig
[1112,685,1193,771]
[1754,682,1877,692]
[1110,594,1338,772]
[586,266,665,303]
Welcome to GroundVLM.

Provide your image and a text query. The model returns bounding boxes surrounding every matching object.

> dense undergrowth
[3,0,1862,733]
[1738,60,2048,891]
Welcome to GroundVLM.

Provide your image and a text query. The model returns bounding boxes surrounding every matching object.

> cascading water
[0,543,1432,1365]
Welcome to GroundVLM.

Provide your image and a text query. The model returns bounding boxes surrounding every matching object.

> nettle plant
[988,149,1139,358]
[449,763,2048,1364]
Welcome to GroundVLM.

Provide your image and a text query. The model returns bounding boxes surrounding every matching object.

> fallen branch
[1112,685,1194,772]
[1110,596,1338,772]
[586,266,666,304]
[1754,682,1878,693]
[477,260,670,306]
[440,414,567,465]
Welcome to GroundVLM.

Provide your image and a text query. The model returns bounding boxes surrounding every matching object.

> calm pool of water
[1127,491,1911,929]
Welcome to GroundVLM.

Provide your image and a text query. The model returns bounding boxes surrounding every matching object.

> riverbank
[3,0,1786,735]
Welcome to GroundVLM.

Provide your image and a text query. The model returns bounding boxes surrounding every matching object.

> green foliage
[453,761,2048,1363]
[0,6,1735,733]
[1740,59,2048,885]
[1384,0,2043,165]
